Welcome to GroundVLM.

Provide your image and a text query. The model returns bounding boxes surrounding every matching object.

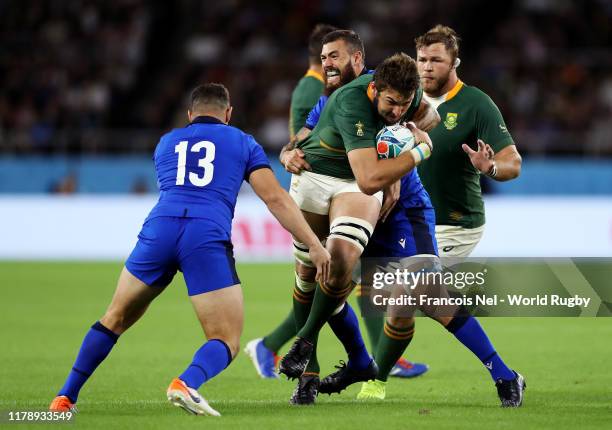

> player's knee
[295,263,317,284]
[204,325,241,358]
[326,267,352,291]
[100,310,129,335]
[324,253,355,290]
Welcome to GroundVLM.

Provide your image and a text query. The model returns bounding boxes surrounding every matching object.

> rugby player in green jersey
[417,25,522,257]
[276,31,440,405]
[245,28,433,386]
[277,34,437,395]
[357,25,525,407]
[288,24,337,142]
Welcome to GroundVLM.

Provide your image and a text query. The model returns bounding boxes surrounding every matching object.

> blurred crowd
[1,0,610,155]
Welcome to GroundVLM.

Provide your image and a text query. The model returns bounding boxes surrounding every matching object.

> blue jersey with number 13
[146,116,270,234]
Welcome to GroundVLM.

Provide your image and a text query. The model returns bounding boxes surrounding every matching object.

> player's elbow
[356,174,382,195]
[263,190,289,213]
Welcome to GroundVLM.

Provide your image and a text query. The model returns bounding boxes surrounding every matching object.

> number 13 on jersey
[175,140,216,187]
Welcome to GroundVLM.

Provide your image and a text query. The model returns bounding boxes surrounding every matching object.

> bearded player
[278,43,436,401]
[245,28,432,384]
[277,32,439,405]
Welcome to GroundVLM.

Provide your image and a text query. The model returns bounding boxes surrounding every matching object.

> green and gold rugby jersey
[418,81,515,228]
[297,73,422,179]
[289,69,324,139]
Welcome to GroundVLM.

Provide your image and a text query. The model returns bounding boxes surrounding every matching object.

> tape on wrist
[409,141,432,165]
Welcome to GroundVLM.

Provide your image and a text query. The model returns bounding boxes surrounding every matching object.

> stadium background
[1,1,610,428]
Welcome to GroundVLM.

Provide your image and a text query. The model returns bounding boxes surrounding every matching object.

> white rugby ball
[376,125,415,159]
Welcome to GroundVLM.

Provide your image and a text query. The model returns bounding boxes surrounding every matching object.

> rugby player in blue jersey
[49,83,330,416]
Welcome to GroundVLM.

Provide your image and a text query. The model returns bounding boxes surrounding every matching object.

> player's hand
[281,148,311,174]
[406,122,433,152]
[308,243,330,284]
[380,179,401,223]
[462,139,495,174]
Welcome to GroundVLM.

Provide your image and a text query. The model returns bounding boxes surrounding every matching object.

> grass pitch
[0,262,610,429]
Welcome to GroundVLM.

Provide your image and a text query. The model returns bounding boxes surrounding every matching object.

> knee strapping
[292,240,313,267]
[328,216,374,253]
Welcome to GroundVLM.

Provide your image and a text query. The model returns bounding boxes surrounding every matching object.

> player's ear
[187,109,193,122]
[353,50,363,66]
[225,106,233,124]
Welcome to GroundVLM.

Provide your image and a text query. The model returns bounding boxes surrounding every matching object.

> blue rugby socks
[179,339,233,389]
[58,321,119,402]
[446,316,515,381]
[328,303,372,369]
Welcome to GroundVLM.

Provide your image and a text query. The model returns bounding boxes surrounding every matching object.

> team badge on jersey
[355,121,365,137]
[444,112,458,130]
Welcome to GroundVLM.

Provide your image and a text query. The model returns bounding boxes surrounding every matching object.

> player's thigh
[329,192,380,231]
[289,171,336,216]
[327,192,381,278]
[124,216,180,289]
[301,210,329,240]
[101,267,167,334]
[189,284,244,357]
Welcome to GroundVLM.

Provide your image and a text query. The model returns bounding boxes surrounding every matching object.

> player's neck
[308,64,324,76]
[190,111,227,124]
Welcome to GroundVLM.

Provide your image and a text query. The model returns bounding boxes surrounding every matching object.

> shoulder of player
[164,123,252,144]
[334,83,371,107]
[458,83,500,109]
[292,75,323,97]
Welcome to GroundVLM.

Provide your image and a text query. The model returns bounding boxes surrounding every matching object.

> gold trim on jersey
[305,69,324,83]
[445,80,464,102]
[319,139,346,153]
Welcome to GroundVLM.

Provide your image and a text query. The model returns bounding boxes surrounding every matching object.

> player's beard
[324,62,357,96]
[422,70,451,97]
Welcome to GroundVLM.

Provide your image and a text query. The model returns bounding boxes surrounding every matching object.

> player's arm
[280,96,326,173]
[348,123,433,195]
[248,168,329,281]
[462,141,521,181]
[410,98,441,132]
[463,95,522,181]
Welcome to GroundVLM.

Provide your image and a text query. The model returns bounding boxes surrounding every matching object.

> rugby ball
[376,125,415,159]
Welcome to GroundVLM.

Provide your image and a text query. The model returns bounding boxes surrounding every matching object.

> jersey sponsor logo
[443,112,458,130]
[442,246,455,253]
[398,238,406,249]
[355,121,365,137]
[485,361,493,370]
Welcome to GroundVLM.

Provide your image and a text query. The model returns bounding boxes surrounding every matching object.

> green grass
[0,262,610,429]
